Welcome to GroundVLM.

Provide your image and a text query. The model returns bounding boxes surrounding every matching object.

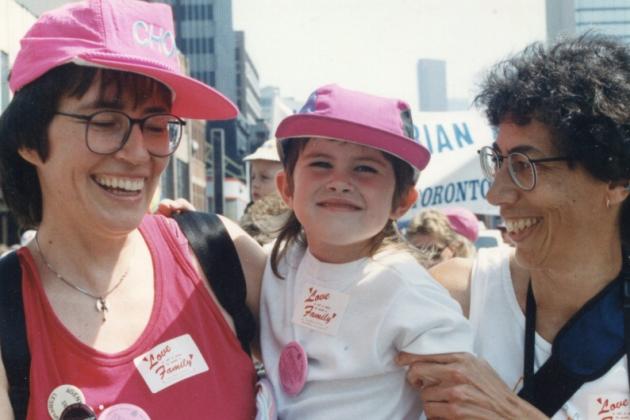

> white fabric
[470,247,630,420]
[260,243,474,420]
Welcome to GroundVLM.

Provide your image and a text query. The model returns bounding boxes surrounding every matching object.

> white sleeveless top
[470,247,629,419]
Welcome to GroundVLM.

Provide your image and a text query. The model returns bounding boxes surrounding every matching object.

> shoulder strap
[0,251,30,420]
[173,212,256,355]
[519,251,630,416]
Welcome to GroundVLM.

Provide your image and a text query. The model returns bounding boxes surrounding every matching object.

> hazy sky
[232,0,547,110]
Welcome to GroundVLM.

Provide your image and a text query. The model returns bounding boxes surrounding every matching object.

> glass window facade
[0,51,8,112]
[576,0,630,41]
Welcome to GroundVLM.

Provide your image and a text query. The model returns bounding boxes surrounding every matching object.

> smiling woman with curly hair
[399,33,630,419]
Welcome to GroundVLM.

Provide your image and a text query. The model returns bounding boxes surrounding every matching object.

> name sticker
[134,334,209,393]
[588,393,630,420]
[292,283,349,336]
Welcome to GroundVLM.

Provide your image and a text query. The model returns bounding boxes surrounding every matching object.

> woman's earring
[606,198,611,209]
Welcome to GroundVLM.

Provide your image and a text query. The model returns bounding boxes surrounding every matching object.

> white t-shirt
[260,243,474,420]
[470,247,630,420]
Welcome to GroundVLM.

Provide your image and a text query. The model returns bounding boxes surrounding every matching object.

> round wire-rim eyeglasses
[55,110,186,157]
[477,146,569,191]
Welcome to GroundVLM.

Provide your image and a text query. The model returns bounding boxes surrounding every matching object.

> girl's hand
[396,352,548,420]
[155,198,196,217]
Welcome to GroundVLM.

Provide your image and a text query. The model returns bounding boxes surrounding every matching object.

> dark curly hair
[474,33,630,243]
[0,63,171,228]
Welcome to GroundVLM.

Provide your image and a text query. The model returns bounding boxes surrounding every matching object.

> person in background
[244,138,284,202]
[260,84,473,419]
[240,138,289,246]
[239,192,290,246]
[398,34,630,419]
[406,209,476,267]
[0,0,265,418]
[442,207,479,244]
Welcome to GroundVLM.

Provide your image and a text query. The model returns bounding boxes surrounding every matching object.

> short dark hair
[475,33,630,243]
[0,63,172,228]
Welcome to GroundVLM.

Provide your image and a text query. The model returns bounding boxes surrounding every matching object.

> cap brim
[243,152,280,162]
[83,56,238,120]
[276,114,430,171]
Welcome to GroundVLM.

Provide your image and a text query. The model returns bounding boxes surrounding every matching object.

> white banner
[404,111,499,220]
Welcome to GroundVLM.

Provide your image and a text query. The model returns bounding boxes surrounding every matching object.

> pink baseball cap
[442,207,479,242]
[9,0,237,120]
[275,84,431,176]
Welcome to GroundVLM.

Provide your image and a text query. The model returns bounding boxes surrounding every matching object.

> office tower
[155,0,264,216]
[417,59,447,112]
[547,0,630,43]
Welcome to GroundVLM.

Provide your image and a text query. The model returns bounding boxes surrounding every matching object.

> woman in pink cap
[0,0,265,418]
[259,84,474,419]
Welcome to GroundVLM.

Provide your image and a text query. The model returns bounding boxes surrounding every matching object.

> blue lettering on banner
[420,178,491,207]
[414,122,475,154]
[453,123,474,148]
[436,125,453,153]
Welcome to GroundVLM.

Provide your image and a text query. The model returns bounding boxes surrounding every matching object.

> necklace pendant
[96,298,108,322]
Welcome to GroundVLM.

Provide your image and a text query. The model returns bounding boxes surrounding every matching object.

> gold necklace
[34,233,129,322]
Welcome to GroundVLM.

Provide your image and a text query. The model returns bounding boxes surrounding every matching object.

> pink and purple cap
[9,0,237,120]
[442,207,479,243]
[275,84,431,178]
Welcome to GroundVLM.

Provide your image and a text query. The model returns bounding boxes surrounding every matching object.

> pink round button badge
[99,403,150,420]
[278,341,308,396]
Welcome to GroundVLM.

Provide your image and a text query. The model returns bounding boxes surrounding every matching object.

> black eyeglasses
[56,110,186,157]
[478,146,569,191]
[59,402,97,420]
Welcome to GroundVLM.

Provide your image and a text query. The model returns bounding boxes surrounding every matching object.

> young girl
[259,84,474,419]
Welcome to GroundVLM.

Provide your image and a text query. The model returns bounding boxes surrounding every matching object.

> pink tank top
[19,215,256,419]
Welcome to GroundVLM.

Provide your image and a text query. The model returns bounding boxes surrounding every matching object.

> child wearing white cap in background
[259,84,474,419]
[241,139,289,246]
[244,139,284,202]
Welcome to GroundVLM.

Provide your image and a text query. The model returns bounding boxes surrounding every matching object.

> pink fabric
[278,341,308,396]
[20,214,256,419]
[443,207,479,242]
[10,0,236,120]
[275,84,431,172]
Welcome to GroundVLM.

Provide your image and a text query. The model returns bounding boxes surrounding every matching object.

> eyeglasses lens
[507,153,535,190]
[479,148,499,182]
[86,111,182,156]
[143,114,183,156]
[87,111,126,154]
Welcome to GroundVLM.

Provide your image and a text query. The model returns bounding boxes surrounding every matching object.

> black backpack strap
[173,212,256,355]
[519,252,630,416]
[0,251,30,420]
[624,276,630,388]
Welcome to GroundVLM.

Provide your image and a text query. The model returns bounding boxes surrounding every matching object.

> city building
[13,0,67,16]
[546,0,576,41]
[417,59,447,112]
[547,0,630,43]
[154,0,265,220]
[159,99,209,211]
[235,31,262,126]
[260,86,300,136]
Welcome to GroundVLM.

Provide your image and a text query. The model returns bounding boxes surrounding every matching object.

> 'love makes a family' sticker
[292,283,349,336]
[134,334,209,393]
